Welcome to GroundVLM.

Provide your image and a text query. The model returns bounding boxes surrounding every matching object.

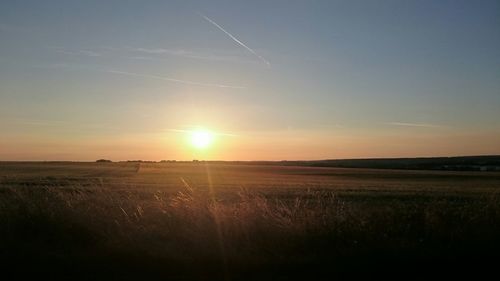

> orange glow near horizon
[1,125,500,161]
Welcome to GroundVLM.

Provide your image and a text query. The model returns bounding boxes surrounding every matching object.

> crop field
[1,162,500,280]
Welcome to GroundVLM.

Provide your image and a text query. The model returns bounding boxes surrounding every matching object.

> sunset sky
[1,0,499,161]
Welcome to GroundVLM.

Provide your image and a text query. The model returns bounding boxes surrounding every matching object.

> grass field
[1,162,500,280]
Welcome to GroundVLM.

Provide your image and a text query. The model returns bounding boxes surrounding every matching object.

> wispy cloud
[32,62,244,89]
[124,47,258,64]
[52,46,258,65]
[11,118,112,130]
[51,47,102,57]
[164,128,237,137]
[105,70,245,89]
[387,122,444,128]
[128,56,156,61]
[16,119,69,127]
[128,47,214,58]
[199,13,271,67]
[77,50,102,57]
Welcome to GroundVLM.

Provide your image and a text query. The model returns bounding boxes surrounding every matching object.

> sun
[189,129,214,149]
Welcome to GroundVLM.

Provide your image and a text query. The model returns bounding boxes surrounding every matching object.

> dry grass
[1,163,500,280]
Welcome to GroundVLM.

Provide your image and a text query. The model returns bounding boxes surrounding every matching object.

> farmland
[1,162,500,280]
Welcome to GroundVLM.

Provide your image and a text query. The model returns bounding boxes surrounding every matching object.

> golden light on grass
[189,129,214,149]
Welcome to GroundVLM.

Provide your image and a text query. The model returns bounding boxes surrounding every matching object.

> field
[1,162,500,280]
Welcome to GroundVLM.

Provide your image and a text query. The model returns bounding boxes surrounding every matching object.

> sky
[1,0,499,161]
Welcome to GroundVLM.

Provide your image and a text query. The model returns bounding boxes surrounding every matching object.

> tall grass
[1,180,500,279]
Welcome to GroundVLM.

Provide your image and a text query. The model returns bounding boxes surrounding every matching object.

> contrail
[199,13,271,67]
[105,70,245,89]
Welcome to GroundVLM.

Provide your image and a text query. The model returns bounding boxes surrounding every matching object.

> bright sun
[190,129,214,149]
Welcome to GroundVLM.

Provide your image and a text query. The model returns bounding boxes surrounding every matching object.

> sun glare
[190,129,214,149]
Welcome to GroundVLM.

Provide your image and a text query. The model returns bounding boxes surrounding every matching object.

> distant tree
[96,159,112,163]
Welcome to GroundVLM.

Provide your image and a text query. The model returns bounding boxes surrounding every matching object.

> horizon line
[2,154,499,163]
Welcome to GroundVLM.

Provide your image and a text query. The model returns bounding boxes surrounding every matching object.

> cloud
[105,69,245,89]
[51,47,102,57]
[53,46,258,65]
[124,47,258,64]
[387,122,444,128]
[199,13,271,67]
[78,50,102,57]
[11,118,112,131]
[32,62,245,89]
[16,119,69,127]
[164,128,237,137]
[50,41,263,65]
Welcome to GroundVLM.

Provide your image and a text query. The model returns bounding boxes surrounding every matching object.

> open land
[1,162,499,280]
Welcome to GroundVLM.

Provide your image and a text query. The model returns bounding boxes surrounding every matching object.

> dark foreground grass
[1,186,500,280]
[1,163,500,280]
